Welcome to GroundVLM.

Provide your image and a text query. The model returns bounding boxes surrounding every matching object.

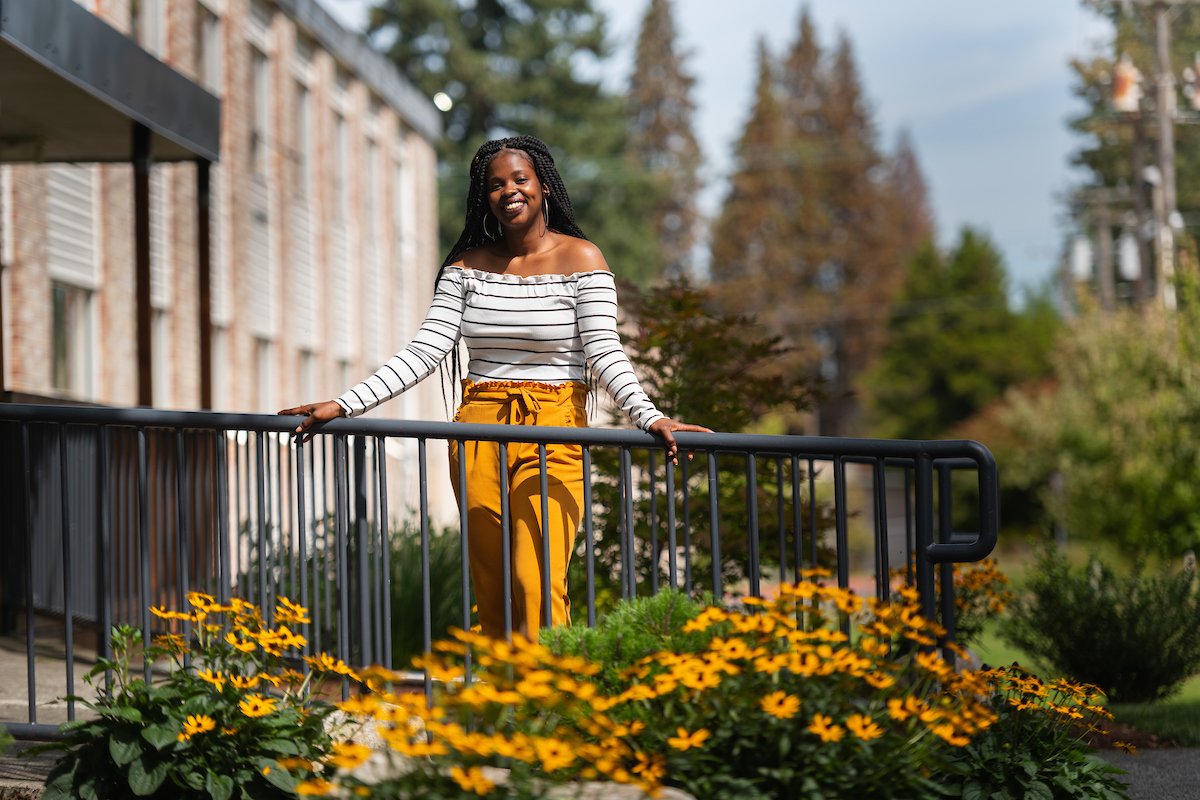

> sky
[322,0,1113,291]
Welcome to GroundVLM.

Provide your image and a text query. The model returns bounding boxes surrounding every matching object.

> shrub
[1002,548,1200,702]
[34,594,358,800]
[941,665,1128,799]
[311,576,999,799]
[0,723,12,754]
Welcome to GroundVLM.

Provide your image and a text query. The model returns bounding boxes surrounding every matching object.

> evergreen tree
[863,228,1057,440]
[626,0,703,279]
[709,41,811,375]
[710,12,922,435]
[367,0,659,281]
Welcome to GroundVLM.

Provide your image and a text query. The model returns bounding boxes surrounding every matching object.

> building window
[293,82,311,198]
[52,282,94,398]
[250,48,270,178]
[197,7,223,94]
[131,0,166,57]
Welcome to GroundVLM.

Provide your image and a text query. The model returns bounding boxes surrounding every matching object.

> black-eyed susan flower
[448,765,495,795]
[760,690,801,720]
[239,693,277,718]
[295,777,334,796]
[807,713,845,742]
[846,713,884,741]
[667,727,711,751]
[326,741,372,770]
[177,713,216,741]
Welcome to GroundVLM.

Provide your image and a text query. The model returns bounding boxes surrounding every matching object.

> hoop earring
[482,213,500,240]
[543,194,551,227]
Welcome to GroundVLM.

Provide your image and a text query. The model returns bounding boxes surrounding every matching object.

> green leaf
[108,727,142,766]
[260,760,298,793]
[141,724,178,750]
[259,738,300,756]
[127,756,170,796]
[40,759,78,800]
[206,771,235,800]
[77,777,100,800]
[1026,780,1054,800]
[962,781,985,800]
[104,705,144,723]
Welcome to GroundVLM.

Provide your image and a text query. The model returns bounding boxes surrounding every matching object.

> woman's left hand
[648,418,713,464]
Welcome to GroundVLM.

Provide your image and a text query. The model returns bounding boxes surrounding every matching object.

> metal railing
[0,403,998,738]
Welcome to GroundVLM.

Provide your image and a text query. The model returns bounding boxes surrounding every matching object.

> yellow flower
[533,737,576,772]
[931,723,971,747]
[296,778,334,796]
[846,713,883,741]
[152,633,187,654]
[760,691,801,720]
[239,693,278,718]
[327,741,372,770]
[449,766,495,795]
[197,668,225,692]
[177,714,216,741]
[862,671,896,690]
[807,714,845,742]
[667,727,711,751]
[187,591,218,612]
[229,674,260,690]
[1114,740,1138,755]
[274,596,312,625]
[225,630,257,653]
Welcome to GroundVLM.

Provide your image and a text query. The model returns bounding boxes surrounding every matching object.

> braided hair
[435,135,590,408]
[439,135,588,271]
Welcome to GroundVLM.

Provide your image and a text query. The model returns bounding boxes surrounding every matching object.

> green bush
[1002,548,1200,702]
[0,723,12,754]
[942,665,1127,799]
[542,588,711,690]
[33,594,353,800]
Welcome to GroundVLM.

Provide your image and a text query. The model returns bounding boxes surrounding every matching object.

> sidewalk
[1099,748,1200,800]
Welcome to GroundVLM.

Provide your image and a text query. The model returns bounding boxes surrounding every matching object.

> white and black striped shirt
[335,267,665,430]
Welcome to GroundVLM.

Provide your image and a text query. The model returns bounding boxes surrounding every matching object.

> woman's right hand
[278,400,345,441]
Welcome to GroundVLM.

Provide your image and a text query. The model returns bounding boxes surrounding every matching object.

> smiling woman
[279,135,710,640]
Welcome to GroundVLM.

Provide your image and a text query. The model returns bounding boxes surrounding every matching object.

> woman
[280,135,708,639]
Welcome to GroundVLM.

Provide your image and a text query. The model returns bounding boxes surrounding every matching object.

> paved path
[1099,748,1200,800]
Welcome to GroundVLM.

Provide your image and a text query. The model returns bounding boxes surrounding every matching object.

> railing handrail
[0,402,999,563]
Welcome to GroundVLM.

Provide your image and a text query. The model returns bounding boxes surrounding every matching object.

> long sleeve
[576,271,665,431]
[335,270,465,417]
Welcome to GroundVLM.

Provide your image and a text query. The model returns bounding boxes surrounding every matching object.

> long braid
[436,135,590,408]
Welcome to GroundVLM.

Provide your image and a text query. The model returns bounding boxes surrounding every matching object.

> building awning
[0,0,220,164]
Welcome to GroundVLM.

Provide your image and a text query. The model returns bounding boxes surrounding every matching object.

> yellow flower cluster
[978,665,1112,735]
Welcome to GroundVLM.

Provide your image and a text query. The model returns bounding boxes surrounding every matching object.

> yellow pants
[448,380,587,640]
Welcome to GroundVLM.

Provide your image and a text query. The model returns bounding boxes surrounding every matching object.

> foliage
[943,664,1128,800]
[579,276,823,604]
[710,12,934,435]
[863,229,1059,440]
[0,723,11,754]
[33,594,355,800]
[308,576,1011,799]
[893,559,1014,649]
[388,522,467,668]
[627,0,703,279]
[995,286,1200,556]
[542,589,712,691]
[367,0,661,284]
[233,517,464,671]
[1001,548,1200,702]
[1111,697,1200,747]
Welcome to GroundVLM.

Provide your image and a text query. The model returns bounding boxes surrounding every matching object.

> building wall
[0,0,452,516]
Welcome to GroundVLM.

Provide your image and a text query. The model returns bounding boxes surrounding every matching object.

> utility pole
[1098,0,1198,309]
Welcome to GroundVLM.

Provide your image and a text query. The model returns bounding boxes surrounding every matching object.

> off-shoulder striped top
[334,267,665,431]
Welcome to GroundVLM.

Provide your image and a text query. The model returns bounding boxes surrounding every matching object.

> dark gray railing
[0,403,998,738]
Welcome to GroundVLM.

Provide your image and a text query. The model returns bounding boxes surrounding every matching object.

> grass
[1109,676,1200,746]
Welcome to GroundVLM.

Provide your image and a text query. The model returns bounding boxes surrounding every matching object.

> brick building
[0,0,445,425]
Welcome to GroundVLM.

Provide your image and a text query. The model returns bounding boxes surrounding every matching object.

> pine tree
[367,0,658,279]
[708,41,814,375]
[626,0,703,279]
[863,228,1056,440]
[881,129,935,260]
